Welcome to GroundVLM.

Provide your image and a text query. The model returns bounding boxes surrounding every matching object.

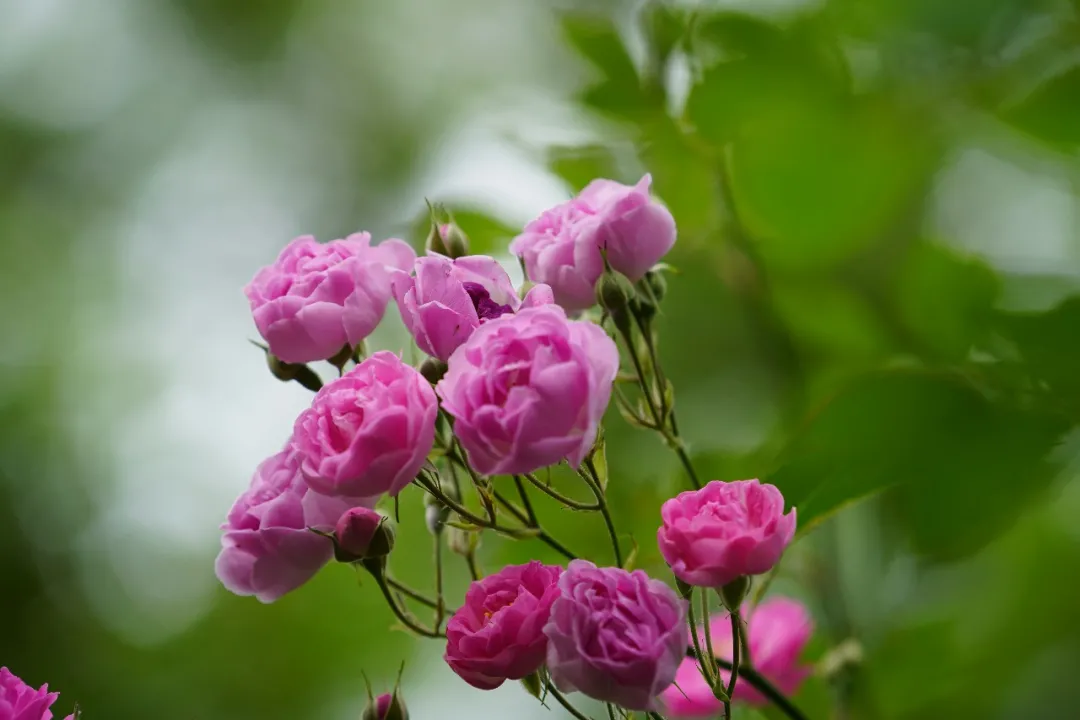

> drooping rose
[215,448,373,602]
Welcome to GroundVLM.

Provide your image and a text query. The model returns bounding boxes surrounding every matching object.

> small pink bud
[362,691,408,720]
[335,507,394,561]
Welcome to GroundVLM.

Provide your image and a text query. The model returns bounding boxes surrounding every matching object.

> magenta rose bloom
[392,254,553,362]
[245,232,415,364]
[544,560,688,711]
[662,597,814,716]
[215,448,371,603]
[436,305,618,475]
[292,351,437,498]
[1,668,74,720]
[444,561,563,690]
[509,174,676,311]
[658,479,796,589]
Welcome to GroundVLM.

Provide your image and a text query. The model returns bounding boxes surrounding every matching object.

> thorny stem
[616,307,702,490]
[684,650,810,720]
[700,590,719,685]
[577,465,622,567]
[513,475,538,525]
[544,681,594,720]
[724,610,743,720]
[523,472,600,510]
[491,489,578,561]
[433,534,446,631]
[687,590,716,687]
[362,559,444,639]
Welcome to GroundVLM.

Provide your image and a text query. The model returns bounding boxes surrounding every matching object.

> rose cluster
[214,176,810,716]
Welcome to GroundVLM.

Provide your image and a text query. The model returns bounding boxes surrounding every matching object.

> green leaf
[769,371,1067,560]
[1003,65,1080,149]
[726,97,937,269]
[561,13,638,81]
[894,241,999,361]
[997,297,1080,417]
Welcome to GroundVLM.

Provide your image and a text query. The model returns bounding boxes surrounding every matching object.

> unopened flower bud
[447,524,480,557]
[362,691,409,720]
[424,492,451,536]
[334,507,395,562]
[425,221,469,259]
[419,357,447,385]
[596,268,635,332]
[264,350,323,393]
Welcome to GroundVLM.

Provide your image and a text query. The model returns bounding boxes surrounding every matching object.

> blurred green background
[3,0,1080,718]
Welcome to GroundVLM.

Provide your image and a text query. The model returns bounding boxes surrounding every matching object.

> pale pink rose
[662,597,814,715]
[436,305,618,475]
[245,232,415,364]
[658,479,796,589]
[215,448,373,603]
[509,175,675,311]
[292,351,437,497]
[392,254,553,361]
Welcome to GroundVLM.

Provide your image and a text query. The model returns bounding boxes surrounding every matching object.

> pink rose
[509,174,676,311]
[362,692,408,720]
[392,254,553,361]
[658,479,796,589]
[662,597,814,716]
[544,560,688,711]
[1,667,74,720]
[214,448,372,603]
[292,351,437,498]
[436,305,618,475]
[444,561,563,690]
[245,232,415,364]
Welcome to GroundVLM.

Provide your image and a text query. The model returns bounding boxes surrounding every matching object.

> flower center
[463,282,513,322]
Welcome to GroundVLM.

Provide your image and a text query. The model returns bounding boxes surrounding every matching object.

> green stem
[686,648,810,720]
[513,475,539,525]
[724,610,742,719]
[544,681,594,720]
[415,474,531,539]
[700,590,718,682]
[523,472,600,510]
[491,489,578,561]
[687,590,716,687]
[362,559,444,639]
[577,466,621,567]
[386,577,444,611]
[433,534,446,631]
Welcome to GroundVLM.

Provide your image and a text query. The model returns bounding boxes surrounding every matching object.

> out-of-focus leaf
[686,14,849,147]
[561,13,655,122]
[998,297,1080,416]
[547,145,619,192]
[641,1,686,69]
[639,116,720,238]
[561,13,638,81]
[771,280,889,360]
[1002,65,1080,148]
[769,372,1067,560]
[407,207,521,256]
[727,97,936,269]
[894,242,999,361]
